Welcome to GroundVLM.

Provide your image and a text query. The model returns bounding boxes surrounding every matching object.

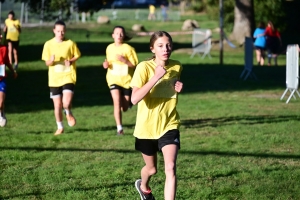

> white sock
[117,125,123,131]
[56,121,64,129]
[64,109,70,115]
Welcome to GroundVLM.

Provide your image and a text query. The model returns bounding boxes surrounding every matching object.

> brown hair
[8,10,15,18]
[113,26,132,42]
[258,21,265,29]
[267,21,275,32]
[54,20,66,28]
[149,31,172,48]
[148,31,173,60]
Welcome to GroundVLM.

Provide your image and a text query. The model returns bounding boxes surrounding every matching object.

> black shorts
[109,84,132,96]
[266,37,280,54]
[50,83,75,98]
[6,40,19,49]
[135,129,180,156]
[255,46,265,51]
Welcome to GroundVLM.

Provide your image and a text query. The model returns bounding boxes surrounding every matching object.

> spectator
[253,22,266,66]
[265,21,281,66]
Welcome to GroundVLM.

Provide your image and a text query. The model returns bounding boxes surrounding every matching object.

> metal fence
[94,9,180,21]
[0,0,181,27]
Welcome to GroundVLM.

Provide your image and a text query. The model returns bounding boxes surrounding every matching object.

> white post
[25,2,28,24]
[40,0,45,24]
[20,2,24,24]
[81,12,86,23]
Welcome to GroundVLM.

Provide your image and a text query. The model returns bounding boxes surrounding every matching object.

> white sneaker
[0,116,7,127]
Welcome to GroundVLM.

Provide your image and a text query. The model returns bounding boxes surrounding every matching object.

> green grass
[1,17,300,200]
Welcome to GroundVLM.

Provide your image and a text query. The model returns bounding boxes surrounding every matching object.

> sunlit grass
[1,16,300,199]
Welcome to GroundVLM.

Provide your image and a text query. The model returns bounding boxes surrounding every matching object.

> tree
[230,0,255,45]
[18,0,113,22]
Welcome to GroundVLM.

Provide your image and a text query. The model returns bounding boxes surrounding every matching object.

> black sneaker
[135,179,155,200]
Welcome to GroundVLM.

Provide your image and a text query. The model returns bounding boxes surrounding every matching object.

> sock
[268,54,272,64]
[64,109,70,115]
[141,186,152,194]
[117,125,123,131]
[56,121,63,129]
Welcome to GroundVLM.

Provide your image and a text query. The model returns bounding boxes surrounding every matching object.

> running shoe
[135,179,155,200]
[0,116,7,127]
[66,113,76,127]
[54,128,64,136]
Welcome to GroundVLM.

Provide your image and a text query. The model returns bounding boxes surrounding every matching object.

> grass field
[1,17,300,200]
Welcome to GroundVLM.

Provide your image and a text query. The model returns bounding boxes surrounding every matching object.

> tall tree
[18,0,113,22]
[230,0,255,45]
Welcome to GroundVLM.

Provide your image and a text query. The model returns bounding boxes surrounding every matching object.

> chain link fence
[0,0,181,26]
[94,9,180,21]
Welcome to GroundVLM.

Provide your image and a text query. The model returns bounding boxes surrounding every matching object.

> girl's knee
[165,162,176,176]
[147,166,157,176]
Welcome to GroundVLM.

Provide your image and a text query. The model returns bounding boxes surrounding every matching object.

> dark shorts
[255,46,265,51]
[7,40,19,49]
[109,84,132,96]
[0,78,7,93]
[135,129,180,156]
[266,37,280,54]
[50,83,75,98]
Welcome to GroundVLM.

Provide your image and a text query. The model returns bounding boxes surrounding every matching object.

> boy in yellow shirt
[42,20,81,135]
[3,11,21,70]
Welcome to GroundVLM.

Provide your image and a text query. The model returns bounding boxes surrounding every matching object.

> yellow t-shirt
[130,59,182,139]
[105,43,138,89]
[5,19,21,41]
[41,38,81,87]
[149,5,155,14]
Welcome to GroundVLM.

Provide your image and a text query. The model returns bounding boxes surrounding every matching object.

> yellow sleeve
[178,62,183,79]
[130,62,148,88]
[41,42,50,61]
[71,41,81,58]
[16,20,21,27]
[127,47,138,66]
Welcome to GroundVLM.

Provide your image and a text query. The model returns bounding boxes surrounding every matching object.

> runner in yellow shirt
[148,4,156,21]
[42,20,81,135]
[131,31,183,200]
[102,26,138,135]
[3,11,21,70]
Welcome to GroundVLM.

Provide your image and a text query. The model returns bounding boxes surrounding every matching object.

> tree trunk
[230,0,255,45]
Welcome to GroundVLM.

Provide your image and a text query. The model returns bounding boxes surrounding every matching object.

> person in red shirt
[265,21,282,66]
[0,33,17,127]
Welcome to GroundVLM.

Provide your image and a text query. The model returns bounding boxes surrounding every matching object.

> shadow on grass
[18,41,192,62]
[0,181,128,199]
[23,124,136,135]
[181,115,300,128]
[0,146,299,159]
[6,63,286,113]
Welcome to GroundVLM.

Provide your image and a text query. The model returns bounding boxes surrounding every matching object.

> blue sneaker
[135,179,155,200]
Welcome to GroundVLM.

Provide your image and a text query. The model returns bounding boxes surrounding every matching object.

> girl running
[102,26,138,135]
[131,31,183,200]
